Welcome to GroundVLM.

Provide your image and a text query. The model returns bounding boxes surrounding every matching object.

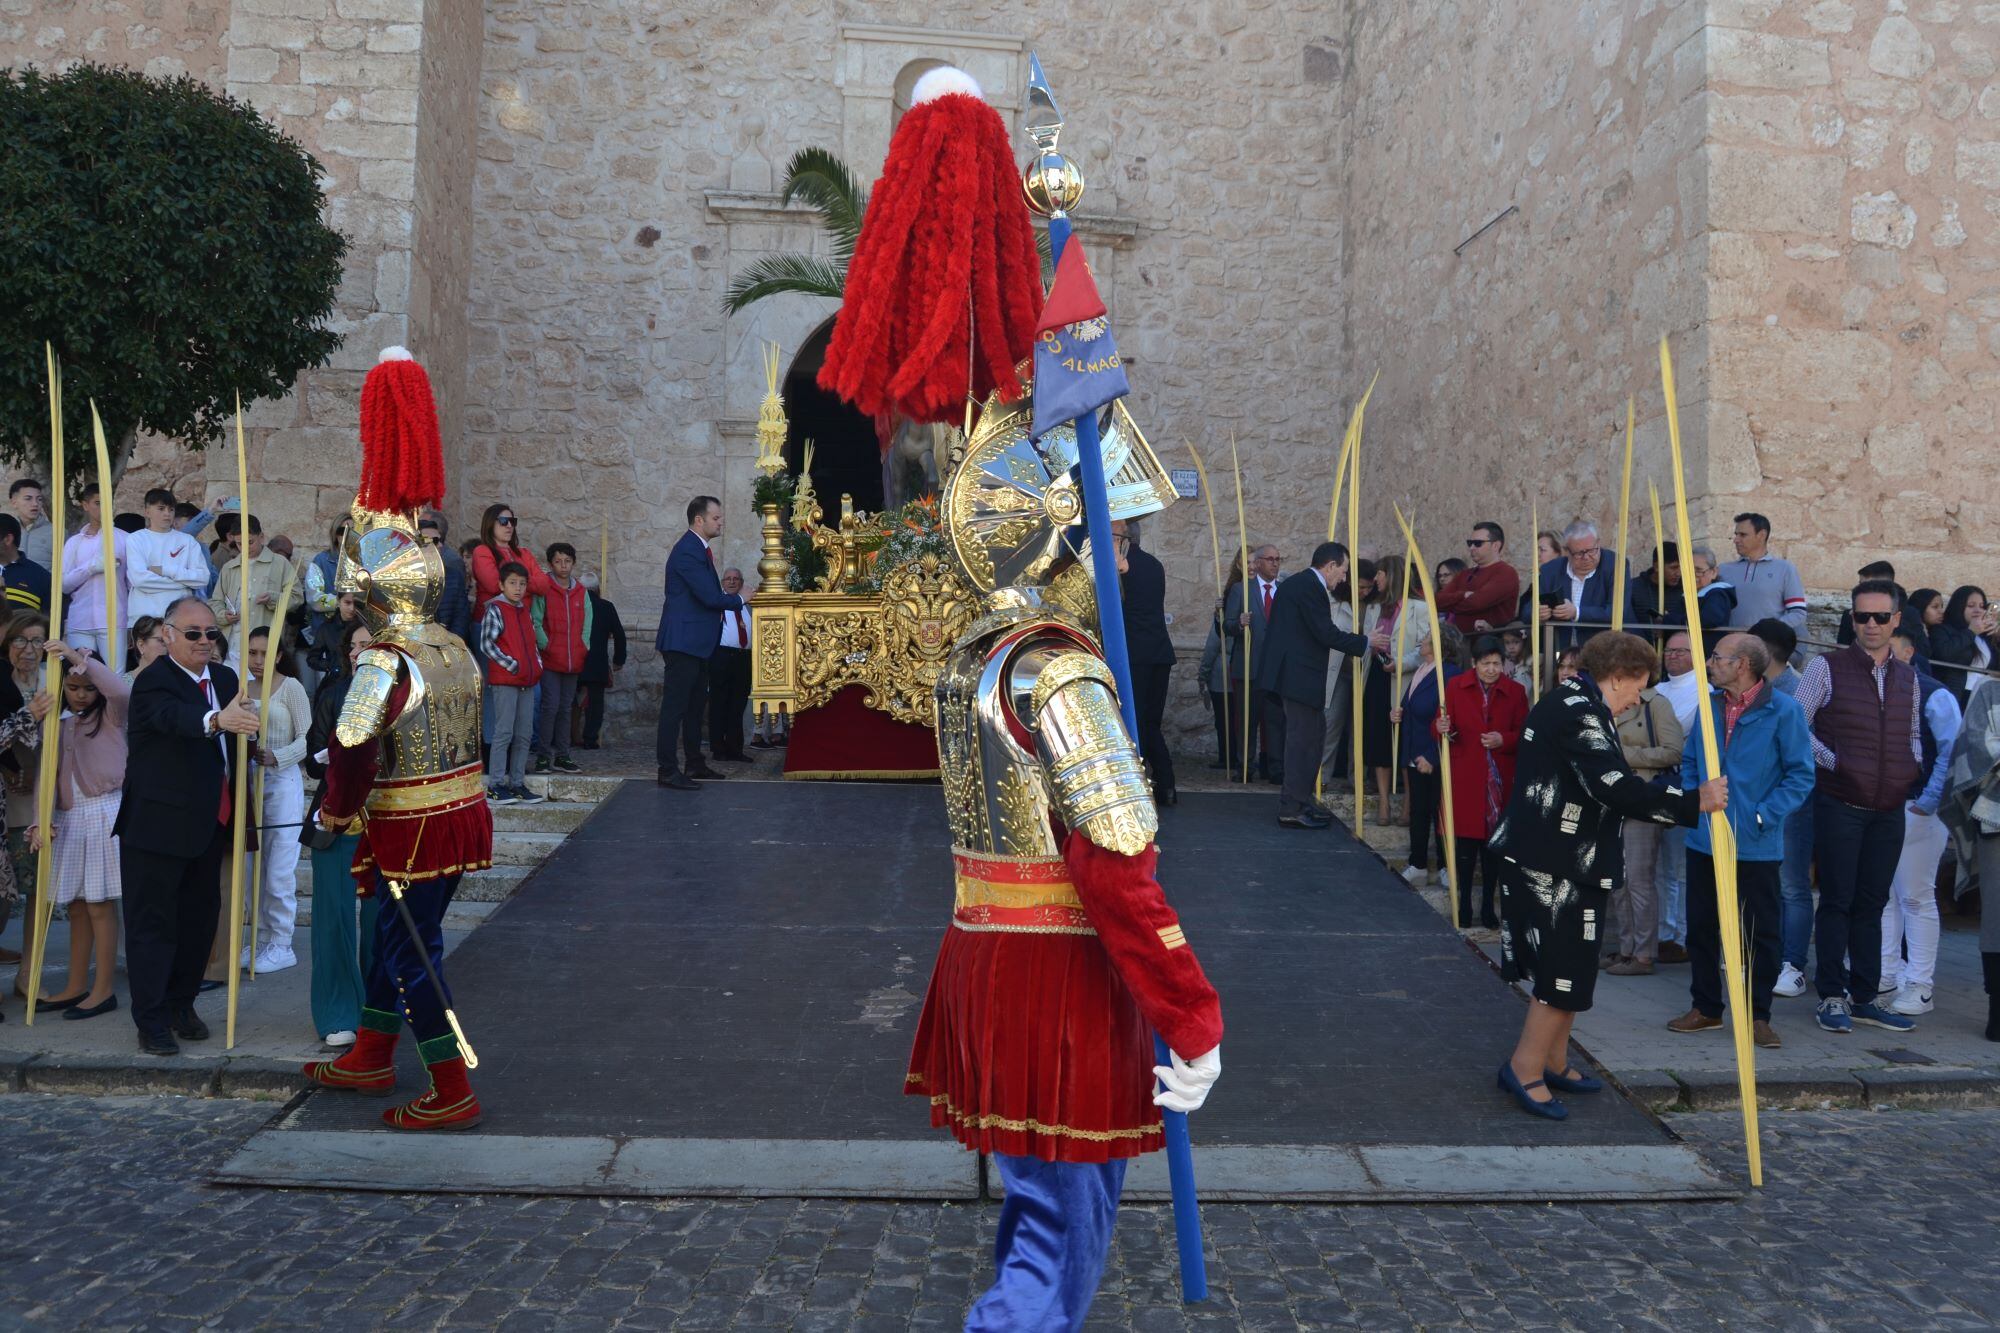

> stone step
[490,830,567,866]
[492,799,595,834]
[523,773,626,802]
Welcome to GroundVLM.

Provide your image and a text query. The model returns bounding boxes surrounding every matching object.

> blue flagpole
[1045,211,1208,1306]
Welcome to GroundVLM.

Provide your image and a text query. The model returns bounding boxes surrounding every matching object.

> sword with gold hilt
[383,872,479,1070]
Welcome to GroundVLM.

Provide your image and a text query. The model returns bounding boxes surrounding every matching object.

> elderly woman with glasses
[1487,631,1727,1120]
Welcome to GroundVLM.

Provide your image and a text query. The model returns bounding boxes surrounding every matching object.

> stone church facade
[7,2,1995,704]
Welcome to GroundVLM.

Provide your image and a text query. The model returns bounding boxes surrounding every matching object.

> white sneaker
[323,1030,357,1047]
[1890,988,1934,1016]
[1773,963,1807,998]
[253,945,298,974]
[238,945,254,969]
[1437,871,1451,892]
[1401,864,1431,887]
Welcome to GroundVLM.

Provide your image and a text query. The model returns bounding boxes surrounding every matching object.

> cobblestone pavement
[6,1097,2000,1329]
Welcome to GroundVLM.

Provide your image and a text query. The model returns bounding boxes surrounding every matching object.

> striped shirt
[1794,651,1922,773]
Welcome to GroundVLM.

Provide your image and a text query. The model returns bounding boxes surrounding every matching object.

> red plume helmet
[818,67,1043,435]
[357,346,447,512]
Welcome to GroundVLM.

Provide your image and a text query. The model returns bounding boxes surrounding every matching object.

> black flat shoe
[658,772,699,791]
[1157,789,1178,807]
[35,993,85,1013]
[139,1030,180,1057]
[1543,1065,1603,1095]
[687,765,727,780]
[171,1008,210,1042]
[197,979,225,994]
[63,995,118,1020]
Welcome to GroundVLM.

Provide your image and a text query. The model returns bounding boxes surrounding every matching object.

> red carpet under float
[782,684,940,781]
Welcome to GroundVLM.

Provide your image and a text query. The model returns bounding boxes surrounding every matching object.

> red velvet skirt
[906,921,1163,1164]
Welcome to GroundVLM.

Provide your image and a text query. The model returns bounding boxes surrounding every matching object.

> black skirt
[1362,656,1394,769]
[1498,861,1610,1013]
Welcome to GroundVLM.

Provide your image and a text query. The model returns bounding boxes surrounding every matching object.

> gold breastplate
[377,624,483,781]
[934,598,1156,859]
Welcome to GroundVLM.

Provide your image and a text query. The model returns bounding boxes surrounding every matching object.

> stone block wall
[1699,0,2000,594]
[1339,0,1719,584]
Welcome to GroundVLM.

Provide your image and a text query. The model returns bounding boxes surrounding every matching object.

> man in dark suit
[116,596,261,1055]
[1223,544,1282,780]
[706,565,754,762]
[1113,520,1176,805]
[1536,521,1627,651]
[1255,541,1371,829]
[656,495,744,790]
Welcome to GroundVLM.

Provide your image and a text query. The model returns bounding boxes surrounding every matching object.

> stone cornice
[839,23,1027,56]
[703,189,1141,250]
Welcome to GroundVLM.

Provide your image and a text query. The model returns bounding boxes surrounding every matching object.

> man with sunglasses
[115,597,262,1056]
[1435,521,1519,634]
[1794,579,1923,1035]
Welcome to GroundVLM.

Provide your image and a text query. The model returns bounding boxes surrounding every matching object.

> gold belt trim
[365,765,486,814]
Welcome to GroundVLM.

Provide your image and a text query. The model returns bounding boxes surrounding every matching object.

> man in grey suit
[1223,544,1283,781]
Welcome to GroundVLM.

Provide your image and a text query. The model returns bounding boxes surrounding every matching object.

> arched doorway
[784,316,885,514]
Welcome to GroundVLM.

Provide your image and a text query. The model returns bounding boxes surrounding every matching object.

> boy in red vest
[480,562,545,806]
[532,541,592,775]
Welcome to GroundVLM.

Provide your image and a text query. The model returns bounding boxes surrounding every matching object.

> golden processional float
[744,347,1176,779]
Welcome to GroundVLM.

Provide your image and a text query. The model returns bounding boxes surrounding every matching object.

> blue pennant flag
[1031,240,1130,442]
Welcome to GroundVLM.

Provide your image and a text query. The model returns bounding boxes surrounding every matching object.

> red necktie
[734,608,748,644]
[707,545,716,568]
[203,677,231,826]
[1261,582,1273,618]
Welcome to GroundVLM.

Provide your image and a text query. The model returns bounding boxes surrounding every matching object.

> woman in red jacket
[1436,633,1530,928]
[469,503,554,605]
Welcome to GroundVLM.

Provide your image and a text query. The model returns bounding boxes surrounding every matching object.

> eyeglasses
[1664,647,1693,657]
[170,625,226,642]
[1568,546,1601,560]
[9,637,44,653]
[496,516,516,526]
[1852,610,1896,626]
[1465,538,1492,549]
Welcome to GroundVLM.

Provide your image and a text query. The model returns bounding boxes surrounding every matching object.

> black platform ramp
[215,782,1732,1202]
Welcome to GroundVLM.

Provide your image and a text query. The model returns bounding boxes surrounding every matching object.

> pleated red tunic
[906,834,1223,1164]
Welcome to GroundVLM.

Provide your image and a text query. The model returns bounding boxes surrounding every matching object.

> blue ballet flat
[1498,1063,1569,1120]
[1544,1066,1604,1095]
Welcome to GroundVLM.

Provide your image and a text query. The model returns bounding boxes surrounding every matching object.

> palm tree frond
[722,253,847,314]
[781,147,867,260]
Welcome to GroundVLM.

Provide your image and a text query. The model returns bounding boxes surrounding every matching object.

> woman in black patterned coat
[1487,632,1728,1120]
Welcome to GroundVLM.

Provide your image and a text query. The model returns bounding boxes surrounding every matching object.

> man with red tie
[115,596,263,1056]
[706,566,754,763]
[654,495,743,789]
[1223,544,1283,781]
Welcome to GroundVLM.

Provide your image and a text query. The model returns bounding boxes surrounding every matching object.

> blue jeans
[967,1154,1126,1332]
[1655,827,1687,945]
[1779,799,1816,969]
[1812,793,1904,1005]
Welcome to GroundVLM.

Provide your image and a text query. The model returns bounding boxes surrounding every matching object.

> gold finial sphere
[1023,150,1085,218]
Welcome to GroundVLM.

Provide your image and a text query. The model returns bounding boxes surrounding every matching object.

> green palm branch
[722,144,1055,314]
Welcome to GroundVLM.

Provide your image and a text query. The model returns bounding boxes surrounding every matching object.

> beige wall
[1702,0,2000,593]
[1340,0,1716,584]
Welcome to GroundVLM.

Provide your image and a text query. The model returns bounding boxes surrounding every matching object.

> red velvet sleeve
[1062,832,1224,1060]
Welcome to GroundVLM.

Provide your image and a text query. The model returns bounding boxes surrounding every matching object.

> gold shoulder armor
[334,648,402,749]
[1014,646,1157,856]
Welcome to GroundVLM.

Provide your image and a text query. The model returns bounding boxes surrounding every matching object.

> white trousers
[1881,807,1947,993]
[74,627,120,671]
[254,765,305,957]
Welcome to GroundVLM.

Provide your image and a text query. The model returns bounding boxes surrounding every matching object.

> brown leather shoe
[1598,952,1628,971]
[1657,942,1690,964]
[1606,957,1656,976]
[1666,1008,1724,1034]
[1754,1020,1781,1049]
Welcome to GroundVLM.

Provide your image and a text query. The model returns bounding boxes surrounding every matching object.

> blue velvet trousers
[966,1154,1127,1332]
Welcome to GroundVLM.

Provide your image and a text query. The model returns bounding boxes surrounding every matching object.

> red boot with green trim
[302,1012,399,1094]
[382,1047,483,1132]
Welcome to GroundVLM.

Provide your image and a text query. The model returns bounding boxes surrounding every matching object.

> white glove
[1152,1044,1221,1113]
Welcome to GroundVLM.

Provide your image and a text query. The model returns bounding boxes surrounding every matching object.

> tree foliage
[0,64,346,470]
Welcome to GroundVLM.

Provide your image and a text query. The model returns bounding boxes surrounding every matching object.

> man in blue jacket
[1535,521,1626,652]
[655,495,743,790]
[1666,632,1817,1048]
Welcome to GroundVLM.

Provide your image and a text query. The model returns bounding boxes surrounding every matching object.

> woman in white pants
[1880,638,1962,1016]
[243,626,312,974]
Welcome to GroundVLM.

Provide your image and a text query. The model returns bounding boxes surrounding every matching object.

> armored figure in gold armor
[903,385,1224,1321]
[304,349,494,1131]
